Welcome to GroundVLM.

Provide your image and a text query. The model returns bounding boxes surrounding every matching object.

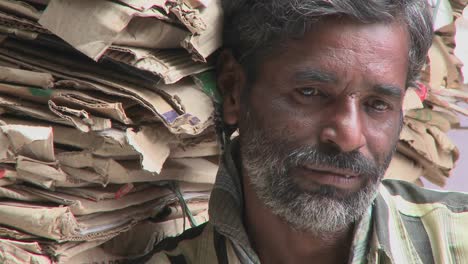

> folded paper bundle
[0,0,222,262]
[384,0,468,187]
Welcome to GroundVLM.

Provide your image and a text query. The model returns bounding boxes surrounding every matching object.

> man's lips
[303,165,358,178]
[297,165,361,189]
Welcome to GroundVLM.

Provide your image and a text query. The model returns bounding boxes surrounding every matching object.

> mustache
[284,145,384,178]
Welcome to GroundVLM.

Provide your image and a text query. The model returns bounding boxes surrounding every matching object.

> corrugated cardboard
[0,41,214,135]
[0,190,191,242]
[0,117,140,160]
[39,0,140,60]
[384,152,423,183]
[403,87,424,112]
[16,156,67,188]
[428,35,463,89]
[68,206,209,264]
[114,16,189,49]
[0,10,48,34]
[48,100,113,132]
[158,157,218,184]
[170,1,206,34]
[0,238,52,264]
[0,123,54,162]
[44,239,109,263]
[0,0,42,21]
[115,0,169,12]
[181,0,223,62]
[126,125,172,174]
[103,46,212,84]
[0,65,54,88]
[397,118,459,186]
[54,184,153,202]
[11,184,176,216]
[406,107,460,132]
[39,0,201,61]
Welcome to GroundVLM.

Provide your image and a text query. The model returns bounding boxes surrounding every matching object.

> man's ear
[217,49,246,126]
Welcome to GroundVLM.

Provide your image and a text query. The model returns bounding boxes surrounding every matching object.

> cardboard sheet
[0,65,54,88]
[0,40,214,135]
[181,0,223,62]
[0,238,52,264]
[0,123,54,162]
[104,46,212,84]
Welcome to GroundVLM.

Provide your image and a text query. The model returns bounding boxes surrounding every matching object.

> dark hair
[221,0,433,87]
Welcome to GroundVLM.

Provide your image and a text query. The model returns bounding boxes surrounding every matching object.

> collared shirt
[139,140,468,264]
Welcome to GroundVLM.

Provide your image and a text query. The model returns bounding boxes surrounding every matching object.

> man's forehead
[252,20,409,89]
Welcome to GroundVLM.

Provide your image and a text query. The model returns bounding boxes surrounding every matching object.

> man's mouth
[296,165,361,189]
[303,165,358,178]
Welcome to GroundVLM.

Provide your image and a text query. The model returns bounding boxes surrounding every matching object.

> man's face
[225,18,409,234]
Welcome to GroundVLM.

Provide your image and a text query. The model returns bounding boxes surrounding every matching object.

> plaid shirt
[139,140,468,264]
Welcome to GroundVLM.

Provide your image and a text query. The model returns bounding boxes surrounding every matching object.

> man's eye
[296,87,321,96]
[368,99,390,112]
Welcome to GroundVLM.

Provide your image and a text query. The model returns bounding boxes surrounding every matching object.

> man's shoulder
[375,180,468,262]
[381,179,468,213]
[135,222,229,264]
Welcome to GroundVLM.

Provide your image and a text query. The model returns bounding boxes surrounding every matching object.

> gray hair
[221,0,433,87]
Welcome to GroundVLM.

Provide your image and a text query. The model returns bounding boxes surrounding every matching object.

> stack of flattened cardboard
[0,0,221,263]
[384,0,468,187]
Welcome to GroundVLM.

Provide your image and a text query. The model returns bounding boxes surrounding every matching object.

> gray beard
[239,110,395,236]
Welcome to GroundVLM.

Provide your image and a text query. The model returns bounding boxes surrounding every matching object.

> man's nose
[319,100,366,153]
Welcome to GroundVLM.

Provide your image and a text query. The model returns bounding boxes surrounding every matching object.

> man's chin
[299,183,357,200]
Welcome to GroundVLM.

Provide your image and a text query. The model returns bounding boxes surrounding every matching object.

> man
[139,0,468,263]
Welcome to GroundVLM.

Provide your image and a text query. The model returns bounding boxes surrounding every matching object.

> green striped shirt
[139,141,468,264]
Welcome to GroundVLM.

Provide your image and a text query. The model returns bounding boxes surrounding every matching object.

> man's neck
[242,175,354,264]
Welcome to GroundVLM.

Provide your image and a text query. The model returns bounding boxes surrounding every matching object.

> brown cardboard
[48,100,113,132]
[0,117,141,160]
[159,157,218,184]
[181,0,223,62]
[0,10,48,34]
[126,125,172,174]
[384,152,423,183]
[12,184,175,216]
[68,207,209,264]
[0,42,213,135]
[0,66,54,88]
[39,0,196,61]
[170,2,206,34]
[0,94,81,129]
[104,46,212,84]
[115,0,169,12]
[397,119,459,186]
[0,238,52,264]
[402,87,424,112]
[0,123,54,163]
[16,156,67,188]
[0,226,38,241]
[428,35,463,89]
[0,187,204,242]
[0,0,42,21]
[114,16,189,49]
[39,0,139,60]
[406,107,460,132]
[50,90,133,125]
[54,184,153,202]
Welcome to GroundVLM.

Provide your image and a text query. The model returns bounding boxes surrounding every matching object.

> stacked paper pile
[0,0,222,263]
[385,0,468,187]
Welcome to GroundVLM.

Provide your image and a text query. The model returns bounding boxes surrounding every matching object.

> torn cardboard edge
[0,41,214,135]
[104,46,212,84]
